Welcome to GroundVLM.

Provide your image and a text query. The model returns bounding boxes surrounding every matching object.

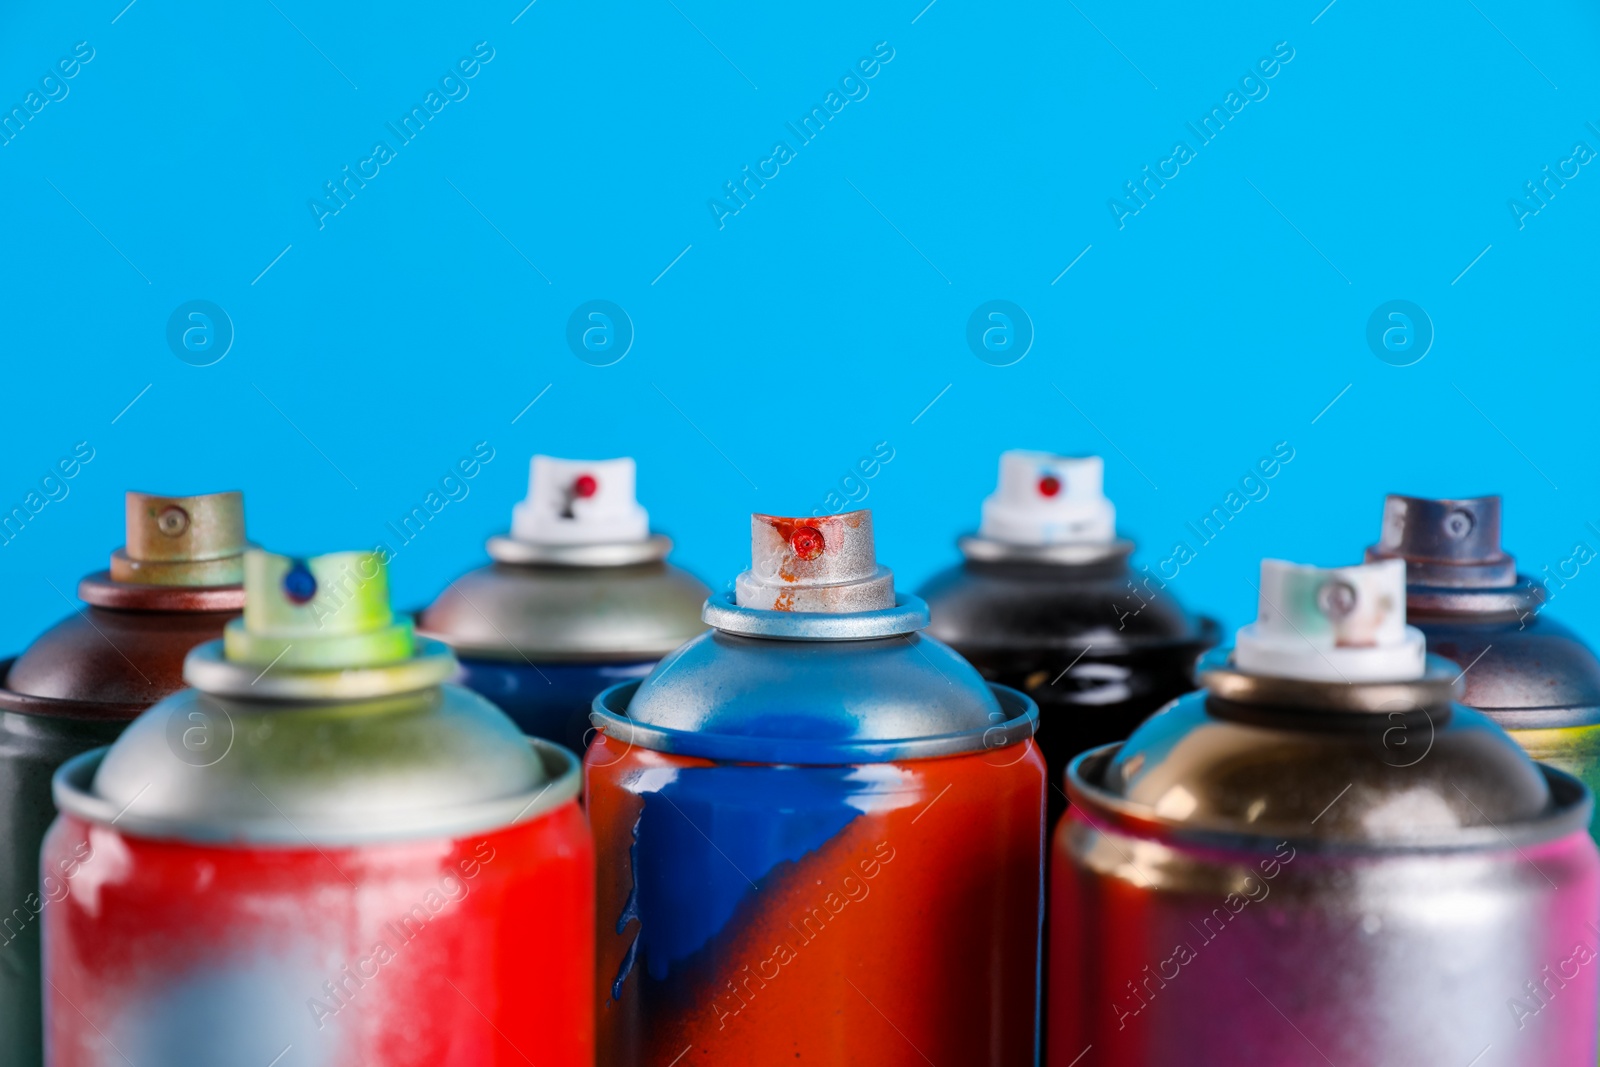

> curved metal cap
[1079,647,1564,847]
[59,687,571,845]
[417,558,710,662]
[592,507,1035,762]
[1366,495,1516,588]
[65,543,567,845]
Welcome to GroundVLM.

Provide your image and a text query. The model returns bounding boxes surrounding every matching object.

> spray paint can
[42,548,592,1067]
[420,455,708,751]
[1367,494,1600,841]
[589,509,1045,1065]
[1049,557,1600,1065]
[919,452,1219,823]
[0,491,246,1067]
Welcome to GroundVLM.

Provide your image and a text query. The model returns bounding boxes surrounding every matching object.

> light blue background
[2,0,1597,657]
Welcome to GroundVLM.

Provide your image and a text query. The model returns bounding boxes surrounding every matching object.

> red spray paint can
[42,548,593,1066]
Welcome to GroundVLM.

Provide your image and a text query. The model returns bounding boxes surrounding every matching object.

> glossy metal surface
[1048,678,1600,1065]
[589,741,1044,1066]
[418,558,708,662]
[702,588,928,640]
[610,627,1005,752]
[919,544,1218,823]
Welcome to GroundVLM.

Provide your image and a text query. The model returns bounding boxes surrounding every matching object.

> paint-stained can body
[41,550,594,1066]
[42,779,591,1066]
[1369,494,1600,840]
[590,511,1045,1065]
[1052,746,1598,1064]
[420,456,707,748]
[453,657,656,750]
[1050,558,1600,1066]
[0,492,246,1067]
[919,453,1217,825]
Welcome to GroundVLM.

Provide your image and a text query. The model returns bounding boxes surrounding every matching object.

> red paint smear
[573,475,598,498]
[43,804,594,1067]
[1039,475,1061,498]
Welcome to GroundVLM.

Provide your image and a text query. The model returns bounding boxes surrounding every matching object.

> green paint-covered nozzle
[223,549,414,670]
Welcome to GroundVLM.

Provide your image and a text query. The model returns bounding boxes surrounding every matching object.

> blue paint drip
[612,812,644,1000]
[625,765,865,985]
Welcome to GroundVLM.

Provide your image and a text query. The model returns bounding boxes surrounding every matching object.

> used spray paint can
[919,451,1219,823]
[589,509,1045,1065]
[420,455,708,751]
[1049,557,1600,1065]
[0,490,246,1067]
[42,548,593,1066]
[1367,493,1600,840]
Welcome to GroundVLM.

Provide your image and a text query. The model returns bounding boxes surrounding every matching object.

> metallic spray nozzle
[1365,494,1516,588]
[735,510,895,613]
[110,490,246,586]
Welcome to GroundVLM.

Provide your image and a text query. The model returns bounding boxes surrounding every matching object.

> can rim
[51,736,582,846]
[485,532,673,568]
[701,589,930,641]
[590,678,1038,763]
[77,570,246,612]
[1066,742,1594,854]
[182,637,458,701]
[957,533,1135,567]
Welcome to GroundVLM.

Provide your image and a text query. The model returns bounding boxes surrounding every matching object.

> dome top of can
[978,451,1116,546]
[65,546,568,845]
[417,453,709,660]
[1235,558,1425,683]
[592,509,1035,764]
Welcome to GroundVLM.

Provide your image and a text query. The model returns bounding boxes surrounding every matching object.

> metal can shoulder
[55,681,577,845]
[591,624,1037,764]
[1072,684,1586,849]
[1414,610,1600,725]
[2,609,239,717]
[917,547,1218,655]
[417,552,710,663]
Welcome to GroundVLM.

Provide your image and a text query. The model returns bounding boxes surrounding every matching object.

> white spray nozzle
[978,451,1116,545]
[511,456,650,545]
[1234,558,1425,682]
